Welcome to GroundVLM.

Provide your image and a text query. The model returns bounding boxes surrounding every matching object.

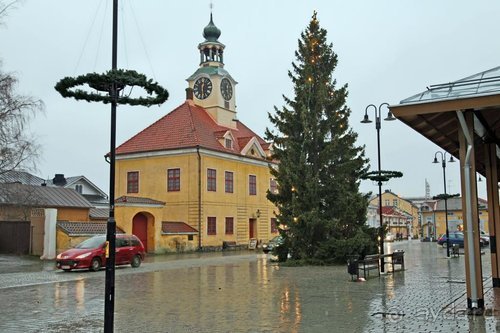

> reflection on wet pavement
[2,242,500,332]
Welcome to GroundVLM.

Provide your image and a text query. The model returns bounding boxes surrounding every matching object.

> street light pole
[104,1,118,331]
[361,103,396,273]
[433,151,455,258]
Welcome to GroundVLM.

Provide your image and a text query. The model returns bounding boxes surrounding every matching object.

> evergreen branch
[54,69,169,107]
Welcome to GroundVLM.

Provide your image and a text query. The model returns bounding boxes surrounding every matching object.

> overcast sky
[1,0,498,199]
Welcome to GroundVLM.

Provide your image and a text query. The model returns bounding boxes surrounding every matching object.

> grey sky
[1,0,498,199]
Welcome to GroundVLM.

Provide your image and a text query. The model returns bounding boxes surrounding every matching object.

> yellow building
[369,190,419,237]
[113,15,278,253]
[421,197,489,238]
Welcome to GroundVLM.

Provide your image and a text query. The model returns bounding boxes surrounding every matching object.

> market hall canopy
[389,66,500,180]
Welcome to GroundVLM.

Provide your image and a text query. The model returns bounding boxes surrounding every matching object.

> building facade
[113,15,278,253]
[420,197,489,239]
[369,190,419,238]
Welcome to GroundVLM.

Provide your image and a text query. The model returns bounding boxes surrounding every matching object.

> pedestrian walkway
[362,240,498,332]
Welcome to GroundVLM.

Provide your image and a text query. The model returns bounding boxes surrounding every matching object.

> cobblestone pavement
[0,241,499,332]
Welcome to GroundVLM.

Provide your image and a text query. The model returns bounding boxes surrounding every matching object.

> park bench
[358,254,381,279]
[349,254,380,280]
[347,251,406,280]
[386,250,405,272]
[222,241,237,250]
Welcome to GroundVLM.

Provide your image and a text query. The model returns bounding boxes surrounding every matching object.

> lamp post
[433,151,455,258]
[361,103,396,273]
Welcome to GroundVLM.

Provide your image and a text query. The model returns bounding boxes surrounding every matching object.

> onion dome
[203,13,221,42]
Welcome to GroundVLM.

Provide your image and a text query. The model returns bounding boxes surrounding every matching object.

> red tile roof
[115,101,268,157]
[380,206,405,216]
[162,221,198,234]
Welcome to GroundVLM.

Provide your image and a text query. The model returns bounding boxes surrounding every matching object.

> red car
[56,234,145,272]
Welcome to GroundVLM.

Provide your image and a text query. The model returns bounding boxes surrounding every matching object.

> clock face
[193,77,213,100]
[220,78,233,101]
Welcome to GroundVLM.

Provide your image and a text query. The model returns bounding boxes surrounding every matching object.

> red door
[133,213,148,251]
[249,218,256,239]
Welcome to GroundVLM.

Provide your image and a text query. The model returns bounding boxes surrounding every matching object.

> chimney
[53,174,67,186]
[185,87,194,101]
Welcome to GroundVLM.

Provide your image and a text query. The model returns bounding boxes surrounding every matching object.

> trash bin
[347,256,359,279]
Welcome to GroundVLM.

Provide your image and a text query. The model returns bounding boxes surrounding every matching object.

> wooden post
[458,110,484,311]
[485,143,500,287]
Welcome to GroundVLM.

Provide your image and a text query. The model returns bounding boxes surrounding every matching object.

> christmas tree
[266,12,377,263]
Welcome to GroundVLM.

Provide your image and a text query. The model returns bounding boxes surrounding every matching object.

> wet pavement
[1,241,500,332]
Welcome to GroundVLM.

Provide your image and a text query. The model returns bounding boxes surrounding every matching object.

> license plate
[61,265,70,270]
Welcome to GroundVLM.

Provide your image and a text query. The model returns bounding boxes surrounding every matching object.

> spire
[203,13,221,42]
[198,12,225,66]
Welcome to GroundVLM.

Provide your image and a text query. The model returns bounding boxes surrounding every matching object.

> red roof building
[113,14,278,253]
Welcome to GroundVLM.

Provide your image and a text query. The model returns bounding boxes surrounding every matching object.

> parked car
[262,235,283,254]
[56,234,145,272]
[437,231,486,248]
[480,230,490,246]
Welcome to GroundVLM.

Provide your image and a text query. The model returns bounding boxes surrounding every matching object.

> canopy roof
[390,66,500,180]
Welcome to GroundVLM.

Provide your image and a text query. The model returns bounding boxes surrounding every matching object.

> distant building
[0,172,110,255]
[0,182,94,256]
[419,197,489,238]
[0,171,108,208]
[369,190,419,238]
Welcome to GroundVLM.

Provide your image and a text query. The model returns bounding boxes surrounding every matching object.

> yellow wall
[56,230,90,254]
[115,149,278,253]
[424,208,490,237]
[56,207,90,222]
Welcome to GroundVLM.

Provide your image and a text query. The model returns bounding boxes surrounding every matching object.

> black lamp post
[361,103,396,273]
[433,151,455,258]
[104,1,119,331]
[54,1,168,331]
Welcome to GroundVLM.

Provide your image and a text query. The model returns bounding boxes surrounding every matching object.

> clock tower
[187,13,238,128]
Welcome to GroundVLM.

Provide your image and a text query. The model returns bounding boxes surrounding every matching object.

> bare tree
[0,1,19,27]
[0,0,44,176]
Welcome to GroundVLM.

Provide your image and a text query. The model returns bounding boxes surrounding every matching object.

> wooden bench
[222,241,237,250]
[357,254,380,279]
[387,250,405,272]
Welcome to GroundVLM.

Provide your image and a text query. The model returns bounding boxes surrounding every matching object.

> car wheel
[131,255,141,268]
[90,257,101,272]
[263,249,270,254]
[442,243,448,248]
